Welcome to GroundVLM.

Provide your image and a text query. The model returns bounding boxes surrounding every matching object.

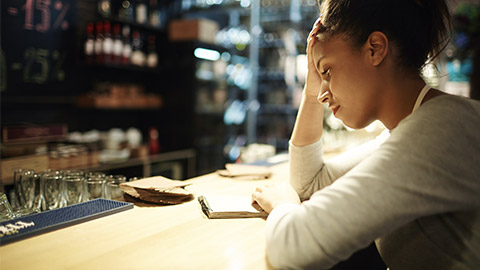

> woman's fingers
[252,185,268,201]
[305,18,323,96]
[308,17,321,38]
[252,184,302,213]
[308,18,322,41]
[255,184,272,193]
[307,18,321,56]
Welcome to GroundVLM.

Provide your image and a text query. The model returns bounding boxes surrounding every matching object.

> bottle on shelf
[84,22,95,64]
[98,0,111,17]
[95,22,105,64]
[121,25,132,65]
[136,0,148,25]
[146,34,158,68]
[103,21,114,64]
[131,30,146,67]
[149,126,160,154]
[112,23,123,65]
[149,0,161,28]
[119,0,134,22]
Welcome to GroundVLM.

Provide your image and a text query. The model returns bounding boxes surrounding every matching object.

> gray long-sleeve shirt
[265,95,480,269]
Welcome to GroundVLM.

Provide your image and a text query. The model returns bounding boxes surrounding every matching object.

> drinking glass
[42,170,66,210]
[32,172,46,212]
[13,169,40,216]
[63,174,85,205]
[87,171,106,179]
[64,169,85,178]
[85,175,105,201]
[105,175,126,200]
[0,192,15,221]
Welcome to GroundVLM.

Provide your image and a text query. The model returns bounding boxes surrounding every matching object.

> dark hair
[317,0,452,72]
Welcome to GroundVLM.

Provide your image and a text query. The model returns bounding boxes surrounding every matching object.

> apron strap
[412,84,431,113]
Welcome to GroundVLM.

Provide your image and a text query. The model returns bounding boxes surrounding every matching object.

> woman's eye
[321,68,331,78]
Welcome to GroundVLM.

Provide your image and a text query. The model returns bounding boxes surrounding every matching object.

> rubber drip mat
[0,199,133,245]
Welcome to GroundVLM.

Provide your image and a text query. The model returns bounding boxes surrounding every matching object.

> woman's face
[312,34,381,129]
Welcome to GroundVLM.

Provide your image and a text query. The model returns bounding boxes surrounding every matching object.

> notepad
[198,195,268,219]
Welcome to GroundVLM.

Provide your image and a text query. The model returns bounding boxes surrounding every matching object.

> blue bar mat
[0,199,133,245]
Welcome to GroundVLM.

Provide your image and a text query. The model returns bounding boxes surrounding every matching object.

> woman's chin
[342,119,374,130]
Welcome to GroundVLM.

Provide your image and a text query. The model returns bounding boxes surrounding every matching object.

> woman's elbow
[266,242,335,270]
[265,220,335,269]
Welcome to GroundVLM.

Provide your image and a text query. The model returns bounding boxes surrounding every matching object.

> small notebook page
[206,195,260,212]
[199,195,267,219]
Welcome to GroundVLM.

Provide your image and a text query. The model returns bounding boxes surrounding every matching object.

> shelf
[195,109,225,116]
[1,96,77,105]
[96,15,167,32]
[82,62,164,74]
[76,94,163,110]
[76,105,163,110]
[89,149,196,178]
[185,4,250,16]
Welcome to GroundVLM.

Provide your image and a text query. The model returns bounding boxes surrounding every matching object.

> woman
[252,0,480,269]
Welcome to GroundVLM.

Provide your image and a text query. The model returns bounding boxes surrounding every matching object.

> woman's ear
[365,31,389,66]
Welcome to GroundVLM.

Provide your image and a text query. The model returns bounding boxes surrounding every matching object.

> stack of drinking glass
[0,169,131,222]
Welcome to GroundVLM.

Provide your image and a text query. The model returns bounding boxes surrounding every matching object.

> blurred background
[1,0,479,184]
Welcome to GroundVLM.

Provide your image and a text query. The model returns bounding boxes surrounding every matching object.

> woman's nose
[317,90,331,104]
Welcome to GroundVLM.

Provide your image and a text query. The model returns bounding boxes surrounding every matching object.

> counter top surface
[0,163,290,270]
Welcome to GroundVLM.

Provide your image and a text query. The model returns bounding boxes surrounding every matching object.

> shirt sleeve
[268,97,480,269]
[289,129,388,200]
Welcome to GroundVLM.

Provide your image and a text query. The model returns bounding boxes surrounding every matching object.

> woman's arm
[287,19,328,200]
[290,131,387,200]
[290,19,325,147]
[265,98,480,269]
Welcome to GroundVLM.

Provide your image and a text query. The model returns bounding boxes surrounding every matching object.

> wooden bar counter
[0,163,289,270]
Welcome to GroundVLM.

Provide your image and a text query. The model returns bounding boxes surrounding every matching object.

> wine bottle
[136,0,148,24]
[131,30,146,67]
[149,0,161,28]
[95,22,104,64]
[121,25,132,65]
[103,21,113,64]
[112,24,123,65]
[146,34,158,68]
[119,0,134,22]
[84,22,95,64]
[98,0,111,17]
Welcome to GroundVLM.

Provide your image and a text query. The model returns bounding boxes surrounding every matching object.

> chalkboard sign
[1,0,78,95]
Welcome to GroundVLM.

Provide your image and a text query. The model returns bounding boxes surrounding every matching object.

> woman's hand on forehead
[308,18,322,41]
[304,18,325,102]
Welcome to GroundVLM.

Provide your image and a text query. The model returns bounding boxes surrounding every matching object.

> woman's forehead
[314,34,350,56]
